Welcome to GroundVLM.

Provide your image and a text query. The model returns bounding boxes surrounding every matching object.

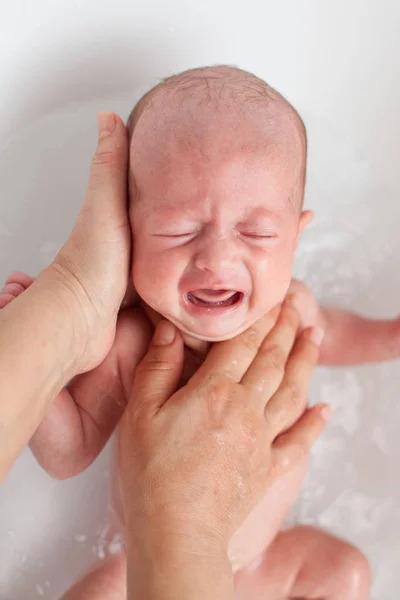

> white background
[0,1,400,598]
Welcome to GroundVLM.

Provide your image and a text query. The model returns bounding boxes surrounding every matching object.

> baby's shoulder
[288,278,314,298]
[287,279,321,329]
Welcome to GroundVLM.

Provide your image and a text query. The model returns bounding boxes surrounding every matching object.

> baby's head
[127,65,311,341]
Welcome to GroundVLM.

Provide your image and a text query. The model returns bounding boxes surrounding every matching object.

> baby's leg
[61,554,126,600]
[234,526,370,600]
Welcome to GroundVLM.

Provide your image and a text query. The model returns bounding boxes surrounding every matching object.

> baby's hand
[0,272,35,309]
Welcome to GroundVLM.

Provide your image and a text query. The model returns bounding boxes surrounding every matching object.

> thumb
[55,112,130,309]
[130,321,185,414]
[67,112,129,251]
[86,112,129,217]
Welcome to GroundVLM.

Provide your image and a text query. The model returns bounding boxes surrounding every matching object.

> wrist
[0,265,91,476]
[33,265,93,379]
[127,529,233,600]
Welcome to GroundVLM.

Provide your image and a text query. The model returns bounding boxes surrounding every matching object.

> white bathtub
[1,1,400,598]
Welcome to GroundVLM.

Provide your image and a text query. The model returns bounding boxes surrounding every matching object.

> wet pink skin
[126,97,315,572]
[130,129,311,346]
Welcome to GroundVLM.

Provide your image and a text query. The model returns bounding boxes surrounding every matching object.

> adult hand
[118,299,329,600]
[0,112,134,480]
[41,111,135,374]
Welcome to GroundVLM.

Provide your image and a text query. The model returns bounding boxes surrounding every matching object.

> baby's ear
[297,210,313,239]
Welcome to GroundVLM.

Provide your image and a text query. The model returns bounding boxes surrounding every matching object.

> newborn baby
[4,66,400,599]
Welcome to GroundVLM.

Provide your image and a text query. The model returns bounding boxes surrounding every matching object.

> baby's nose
[194,238,238,273]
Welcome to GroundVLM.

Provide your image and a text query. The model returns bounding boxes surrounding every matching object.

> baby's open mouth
[187,289,243,307]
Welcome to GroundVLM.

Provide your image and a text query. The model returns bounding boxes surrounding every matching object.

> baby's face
[130,118,308,341]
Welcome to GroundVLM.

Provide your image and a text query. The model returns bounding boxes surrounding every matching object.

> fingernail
[153,321,176,346]
[310,326,324,346]
[97,111,116,137]
[321,404,332,421]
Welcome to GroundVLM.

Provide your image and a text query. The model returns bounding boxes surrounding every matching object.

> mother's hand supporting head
[43,112,134,375]
[0,113,134,479]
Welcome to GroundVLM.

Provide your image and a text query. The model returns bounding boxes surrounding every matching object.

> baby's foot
[0,271,35,308]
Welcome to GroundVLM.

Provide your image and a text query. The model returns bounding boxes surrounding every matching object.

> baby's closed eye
[238,229,278,239]
[151,229,201,247]
[153,230,200,238]
[236,227,279,246]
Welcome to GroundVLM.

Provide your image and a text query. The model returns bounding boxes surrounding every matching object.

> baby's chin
[167,315,257,343]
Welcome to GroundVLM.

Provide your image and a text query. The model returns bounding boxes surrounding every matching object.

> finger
[71,113,129,251]
[57,113,130,307]
[0,294,15,309]
[190,306,280,387]
[240,299,301,407]
[87,112,128,210]
[271,403,331,473]
[5,272,35,287]
[130,321,184,414]
[1,283,27,297]
[264,326,323,437]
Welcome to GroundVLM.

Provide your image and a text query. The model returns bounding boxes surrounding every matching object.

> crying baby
[5,65,400,599]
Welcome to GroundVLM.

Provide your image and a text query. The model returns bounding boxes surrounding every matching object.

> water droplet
[108,533,124,555]
[97,524,110,541]
[92,543,106,560]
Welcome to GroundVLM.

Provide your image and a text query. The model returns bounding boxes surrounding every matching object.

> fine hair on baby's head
[126,65,311,342]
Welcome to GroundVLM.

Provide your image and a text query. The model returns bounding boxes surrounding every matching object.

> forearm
[0,267,82,480]
[319,307,399,365]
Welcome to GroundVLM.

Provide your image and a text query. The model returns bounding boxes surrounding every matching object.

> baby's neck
[142,304,211,360]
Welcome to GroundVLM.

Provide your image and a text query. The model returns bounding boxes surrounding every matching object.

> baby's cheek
[253,255,292,310]
[133,254,165,294]
[132,250,180,310]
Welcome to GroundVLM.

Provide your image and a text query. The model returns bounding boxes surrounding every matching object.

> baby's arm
[32,309,152,478]
[0,273,152,479]
[289,279,400,366]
